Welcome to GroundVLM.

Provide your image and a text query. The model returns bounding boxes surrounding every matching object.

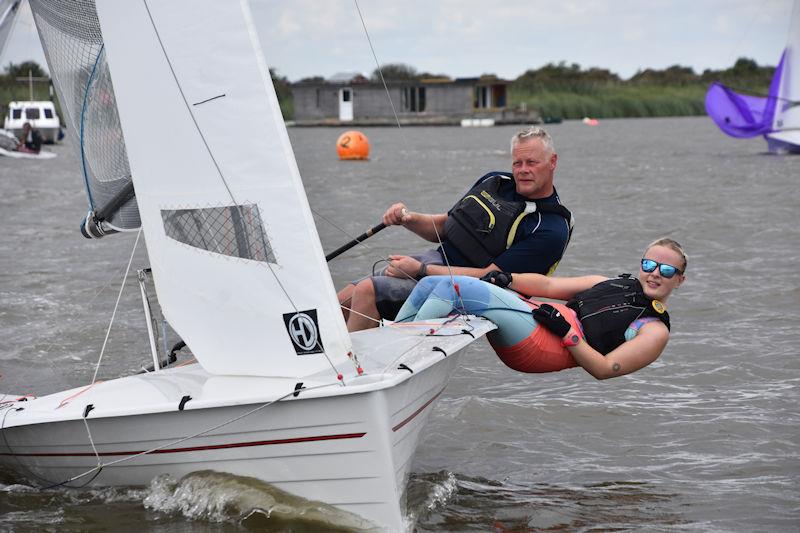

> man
[18,122,43,153]
[338,126,573,331]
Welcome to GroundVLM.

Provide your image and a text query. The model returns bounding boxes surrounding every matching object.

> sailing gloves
[480,271,513,288]
[532,303,571,338]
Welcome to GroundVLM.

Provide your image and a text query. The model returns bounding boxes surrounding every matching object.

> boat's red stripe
[392,388,445,432]
[0,432,366,458]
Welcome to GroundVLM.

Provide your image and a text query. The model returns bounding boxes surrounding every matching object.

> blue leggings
[395,275,539,346]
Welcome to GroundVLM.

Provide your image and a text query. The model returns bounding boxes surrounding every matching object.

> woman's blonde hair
[645,238,688,272]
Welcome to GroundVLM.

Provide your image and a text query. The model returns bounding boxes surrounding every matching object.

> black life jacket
[566,274,671,355]
[443,173,574,267]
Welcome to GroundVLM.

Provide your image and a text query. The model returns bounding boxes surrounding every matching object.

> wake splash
[144,470,377,531]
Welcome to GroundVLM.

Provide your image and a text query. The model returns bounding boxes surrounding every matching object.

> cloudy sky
[3,0,796,81]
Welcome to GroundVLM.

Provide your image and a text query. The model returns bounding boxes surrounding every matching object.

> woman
[394,238,687,379]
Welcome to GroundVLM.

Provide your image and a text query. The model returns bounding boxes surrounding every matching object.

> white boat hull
[0,146,57,159]
[765,130,800,154]
[0,318,495,531]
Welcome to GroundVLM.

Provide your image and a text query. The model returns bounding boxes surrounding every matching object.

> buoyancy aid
[566,274,671,355]
[443,173,574,267]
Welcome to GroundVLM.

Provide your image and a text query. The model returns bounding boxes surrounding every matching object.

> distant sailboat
[706,1,800,154]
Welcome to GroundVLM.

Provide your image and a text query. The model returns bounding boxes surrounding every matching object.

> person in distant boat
[395,238,687,379]
[17,122,43,154]
[339,126,574,332]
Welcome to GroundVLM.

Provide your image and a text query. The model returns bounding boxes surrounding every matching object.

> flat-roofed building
[290,73,531,126]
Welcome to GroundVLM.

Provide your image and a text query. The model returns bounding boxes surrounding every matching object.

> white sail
[772,1,800,133]
[93,0,354,378]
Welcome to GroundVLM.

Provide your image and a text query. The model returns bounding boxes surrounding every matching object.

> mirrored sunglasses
[641,258,682,279]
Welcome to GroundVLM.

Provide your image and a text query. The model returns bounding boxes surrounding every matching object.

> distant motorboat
[0,126,57,158]
[705,1,800,154]
[3,100,62,144]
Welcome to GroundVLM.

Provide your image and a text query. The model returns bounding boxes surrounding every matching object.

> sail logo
[283,310,324,355]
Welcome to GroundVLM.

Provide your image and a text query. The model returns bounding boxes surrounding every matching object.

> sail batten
[89,0,354,378]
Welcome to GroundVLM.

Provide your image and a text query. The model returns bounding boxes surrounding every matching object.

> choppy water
[1,117,798,531]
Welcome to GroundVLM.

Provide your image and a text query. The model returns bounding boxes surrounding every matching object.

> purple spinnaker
[705,51,785,138]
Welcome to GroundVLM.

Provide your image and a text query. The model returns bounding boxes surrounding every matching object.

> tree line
[2,58,777,121]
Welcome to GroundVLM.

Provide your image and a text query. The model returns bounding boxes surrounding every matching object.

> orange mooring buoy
[337,130,370,160]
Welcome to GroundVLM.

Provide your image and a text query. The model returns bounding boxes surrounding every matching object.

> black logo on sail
[283,309,324,355]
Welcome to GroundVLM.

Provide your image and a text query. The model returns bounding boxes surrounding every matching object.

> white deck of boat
[0,317,495,427]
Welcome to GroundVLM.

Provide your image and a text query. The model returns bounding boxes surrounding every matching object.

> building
[290,73,536,126]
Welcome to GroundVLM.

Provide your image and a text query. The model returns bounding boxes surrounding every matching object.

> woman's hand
[480,271,513,288]
[532,303,571,338]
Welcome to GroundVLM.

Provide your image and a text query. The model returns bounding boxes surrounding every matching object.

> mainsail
[29,0,139,235]
[82,0,355,378]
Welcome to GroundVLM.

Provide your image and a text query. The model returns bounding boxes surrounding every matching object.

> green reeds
[509,85,709,120]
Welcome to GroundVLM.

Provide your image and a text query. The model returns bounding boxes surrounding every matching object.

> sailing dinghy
[706,1,800,153]
[0,1,495,530]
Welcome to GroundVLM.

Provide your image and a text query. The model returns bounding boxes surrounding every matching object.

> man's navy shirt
[439,172,570,275]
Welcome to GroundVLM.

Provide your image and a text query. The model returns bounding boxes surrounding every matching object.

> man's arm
[383,203,447,243]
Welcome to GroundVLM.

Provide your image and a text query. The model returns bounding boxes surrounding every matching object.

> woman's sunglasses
[641,258,683,278]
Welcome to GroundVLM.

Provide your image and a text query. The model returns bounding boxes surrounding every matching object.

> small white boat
[0,1,495,530]
[0,145,56,158]
[3,100,62,144]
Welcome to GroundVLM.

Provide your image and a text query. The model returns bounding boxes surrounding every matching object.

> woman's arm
[566,321,669,380]
[508,273,607,300]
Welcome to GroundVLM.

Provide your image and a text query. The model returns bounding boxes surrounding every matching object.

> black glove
[532,303,571,338]
[480,270,513,288]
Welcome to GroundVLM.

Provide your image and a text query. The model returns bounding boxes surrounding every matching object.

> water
[1,117,798,531]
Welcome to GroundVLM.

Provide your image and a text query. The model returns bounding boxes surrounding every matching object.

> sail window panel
[161,204,276,263]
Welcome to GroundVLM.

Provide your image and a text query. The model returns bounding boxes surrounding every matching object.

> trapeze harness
[492,274,671,373]
[443,173,574,268]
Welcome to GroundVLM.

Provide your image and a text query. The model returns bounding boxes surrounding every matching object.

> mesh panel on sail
[29,0,140,231]
[162,205,276,263]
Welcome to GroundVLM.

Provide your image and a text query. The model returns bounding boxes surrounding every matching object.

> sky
[3,0,797,82]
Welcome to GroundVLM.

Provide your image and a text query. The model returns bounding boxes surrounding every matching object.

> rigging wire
[327,1,469,327]
[92,228,142,384]
[353,0,406,139]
